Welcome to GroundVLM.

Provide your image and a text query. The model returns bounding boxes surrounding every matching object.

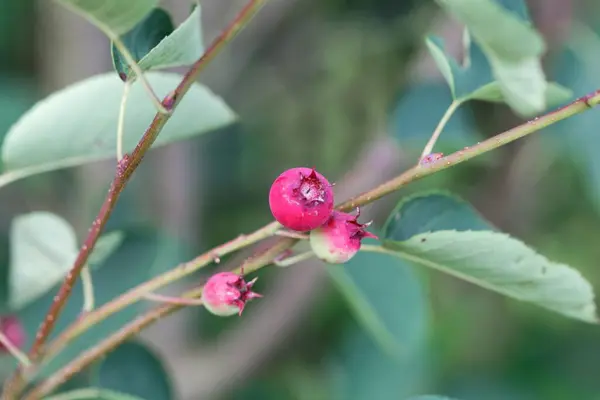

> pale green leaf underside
[385,230,597,323]
[8,212,124,310]
[9,212,77,310]
[435,0,549,115]
[436,0,544,60]
[0,72,236,188]
[465,81,572,108]
[138,5,203,71]
[56,0,159,36]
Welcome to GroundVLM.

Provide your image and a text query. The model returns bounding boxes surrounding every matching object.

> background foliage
[1,0,600,399]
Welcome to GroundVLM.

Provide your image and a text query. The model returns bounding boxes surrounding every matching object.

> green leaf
[425,32,571,113]
[548,24,600,214]
[89,231,125,269]
[383,192,598,323]
[327,246,424,356]
[486,53,546,115]
[390,83,483,153]
[7,212,123,310]
[430,0,569,115]
[1,72,236,187]
[386,191,493,241]
[112,6,203,80]
[111,8,174,79]
[56,0,159,36]
[436,0,545,59]
[464,81,572,105]
[407,396,458,400]
[97,341,173,400]
[328,253,429,399]
[8,212,77,311]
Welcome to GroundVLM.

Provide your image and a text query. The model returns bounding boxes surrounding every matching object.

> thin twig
[22,238,294,400]
[3,0,271,397]
[0,332,31,368]
[38,222,280,375]
[116,81,132,161]
[420,99,462,159]
[24,88,600,399]
[274,230,309,240]
[80,266,95,313]
[142,292,204,306]
[273,251,314,267]
[111,37,169,115]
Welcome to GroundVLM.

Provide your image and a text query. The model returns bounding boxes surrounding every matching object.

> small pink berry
[269,167,335,232]
[201,272,262,317]
[309,208,378,264]
[0,315,25,351]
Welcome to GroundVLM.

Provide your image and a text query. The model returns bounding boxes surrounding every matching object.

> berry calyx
[309,208,378,264]
[269,167,334,232]
[0,315,25,352]
[201,272,262,317]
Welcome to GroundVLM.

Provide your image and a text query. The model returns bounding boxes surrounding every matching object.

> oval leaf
[436,0,544,60]
[326,248,428,357]
[8,212,123,310]
[8,212,78,310]
[383,192,598,323]
[1,72,236,187]
[97,341,173,400]
[327,252,429,400]
[57,0,159,36]
[112,6,203,80]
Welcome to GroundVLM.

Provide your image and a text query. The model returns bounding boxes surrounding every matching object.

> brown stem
[2,0,270,398]
[23,88,600,399]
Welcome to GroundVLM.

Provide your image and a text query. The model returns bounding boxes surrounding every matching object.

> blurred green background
[2,0,600,399]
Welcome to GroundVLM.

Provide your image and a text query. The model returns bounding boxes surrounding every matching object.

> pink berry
[269,167,334,232]
[0,315,25,351]
[309,208,378,264]
[201,272,262,317]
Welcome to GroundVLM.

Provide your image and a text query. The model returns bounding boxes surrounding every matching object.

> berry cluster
[269,167,377,263]
[202,167,377,318]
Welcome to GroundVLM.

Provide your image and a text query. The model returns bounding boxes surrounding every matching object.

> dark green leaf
[382,192,598,323]
[328,253,429,399]
[112,8,174,79]
[98,341,173,400]
[327,245,427,356]
[112,6,203,80]
[56,0,158,35]
[389,83,482,151]
[0,72,236,187]
[89,231,126,269]
[548,25,600,213]
[384,190,493,241]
